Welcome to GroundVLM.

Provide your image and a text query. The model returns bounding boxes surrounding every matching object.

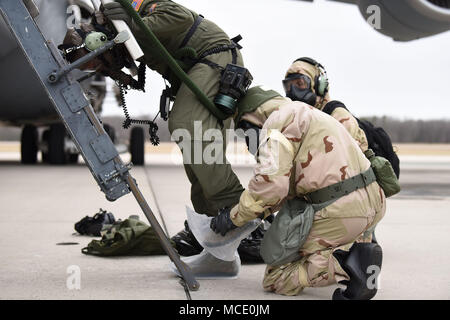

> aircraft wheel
[130,126,145,166]
[21,125,38,164]
[41,129,50,163]
[48,124,66,165]
[68,153,79,164]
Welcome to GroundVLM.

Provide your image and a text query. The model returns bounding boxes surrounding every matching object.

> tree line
[1,116,450,143]
[362,116,450,143]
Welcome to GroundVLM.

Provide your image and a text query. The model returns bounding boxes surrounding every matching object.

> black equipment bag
[75,209,116,237]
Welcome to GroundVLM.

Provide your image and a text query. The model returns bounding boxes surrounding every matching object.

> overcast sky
[102,0,450,120]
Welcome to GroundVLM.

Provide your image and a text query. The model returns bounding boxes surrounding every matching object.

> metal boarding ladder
[0,0,199,292]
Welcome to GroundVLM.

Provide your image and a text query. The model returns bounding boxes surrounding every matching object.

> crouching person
[210,86,387,299]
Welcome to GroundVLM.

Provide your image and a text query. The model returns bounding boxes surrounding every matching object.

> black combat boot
[332,243,383,300]
[171,220,204,256]
[237,224,266,263]
[237,214,273,263]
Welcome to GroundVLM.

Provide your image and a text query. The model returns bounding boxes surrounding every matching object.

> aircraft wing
[297,0,357,3]
[293,0,450,41]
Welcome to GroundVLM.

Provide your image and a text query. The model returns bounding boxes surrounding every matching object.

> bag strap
[302,167,377,204]
[195,34,243,70]
[179,15,204,49]
[322,100,348,115]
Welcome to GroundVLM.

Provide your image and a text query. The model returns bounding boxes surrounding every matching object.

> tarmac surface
[0,145,449,300]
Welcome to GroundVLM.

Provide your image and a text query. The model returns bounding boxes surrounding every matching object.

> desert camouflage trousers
[263,207,385,296]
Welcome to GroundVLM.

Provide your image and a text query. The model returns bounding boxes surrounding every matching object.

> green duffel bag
[82,217,174,257]
[364,149,401,198]
[260,198,317,267]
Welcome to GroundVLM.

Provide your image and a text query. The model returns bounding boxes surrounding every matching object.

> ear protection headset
[59,29,110,58]
[294,57,329,97]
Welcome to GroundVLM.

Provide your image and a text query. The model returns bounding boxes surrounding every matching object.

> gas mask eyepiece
[283,73,317,106]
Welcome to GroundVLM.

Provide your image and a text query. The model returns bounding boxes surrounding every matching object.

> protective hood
[235,86,289,128]
[285,60,318,89]
[285,60,331,110]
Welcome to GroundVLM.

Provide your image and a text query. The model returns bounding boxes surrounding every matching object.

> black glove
[210,207,237,236]
[103,1,132,26]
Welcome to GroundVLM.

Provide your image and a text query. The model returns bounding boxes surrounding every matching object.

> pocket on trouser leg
[305,250,335,288]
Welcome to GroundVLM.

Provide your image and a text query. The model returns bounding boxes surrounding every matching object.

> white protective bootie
[170,250,241,279]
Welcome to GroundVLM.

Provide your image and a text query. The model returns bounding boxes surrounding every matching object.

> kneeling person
[211,87,386,299]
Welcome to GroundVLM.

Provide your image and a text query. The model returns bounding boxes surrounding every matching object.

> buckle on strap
[231,35,243,50]
[302,194,312,203]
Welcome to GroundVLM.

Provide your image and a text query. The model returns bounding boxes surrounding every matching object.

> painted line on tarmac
[142,165,170,237]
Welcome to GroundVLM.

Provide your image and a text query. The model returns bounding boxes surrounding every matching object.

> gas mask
[214,64,253,117]
[282,73,317,106]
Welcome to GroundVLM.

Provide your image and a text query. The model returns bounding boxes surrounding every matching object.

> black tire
[41,129,50,163]
[48,123,66,165]
[21,125,38,164]
[104,124,116,144]
[130,126,145,166]
[68,153,79,164]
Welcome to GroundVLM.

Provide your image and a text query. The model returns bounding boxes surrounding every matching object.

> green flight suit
[132,0,244,216]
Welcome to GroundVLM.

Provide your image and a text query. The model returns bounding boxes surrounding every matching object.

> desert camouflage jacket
[231,100,384,227]
[324,107,369,152]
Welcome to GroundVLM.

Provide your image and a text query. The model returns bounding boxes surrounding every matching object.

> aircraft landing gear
[40,123,116,165]
[68,153,79,164]
[130,126,145,166]
[21,125,38,164]
[41,129,50,163]
[48,123,66,165]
